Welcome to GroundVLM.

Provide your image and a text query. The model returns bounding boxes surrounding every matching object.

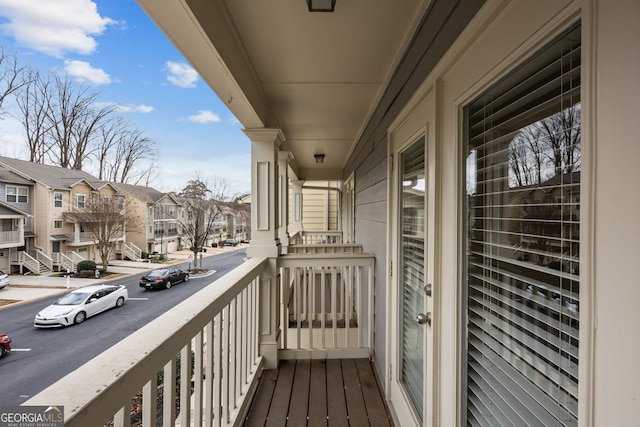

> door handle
[416,312,431,326]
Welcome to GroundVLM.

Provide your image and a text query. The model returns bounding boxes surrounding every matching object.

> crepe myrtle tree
[79,192,131,272]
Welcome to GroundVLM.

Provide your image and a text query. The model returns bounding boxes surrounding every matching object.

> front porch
[24,235,387,427]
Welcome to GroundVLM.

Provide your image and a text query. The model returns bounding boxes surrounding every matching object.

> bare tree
[0,47,28,119]
[14,68,54,162]
[509,104,581,188]
[44,73,115,169]
[80,192,134,272]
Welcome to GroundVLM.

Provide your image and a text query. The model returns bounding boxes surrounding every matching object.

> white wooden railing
[0,230,20,244]
[122,241,142,260]
[24,257,266,427]
[11,251,40,274]
[278,252,374,359]
[67,251,85,265]
[289,230,343,245]
[53,252,75,272]
[32,249,54,271]
[287,243,363,254]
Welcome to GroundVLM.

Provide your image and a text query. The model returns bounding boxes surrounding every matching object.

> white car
[0,270,9,290]
[34,284,128,328]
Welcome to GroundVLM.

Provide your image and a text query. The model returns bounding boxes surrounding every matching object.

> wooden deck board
[244,359,393,427]
[308,360,328,427]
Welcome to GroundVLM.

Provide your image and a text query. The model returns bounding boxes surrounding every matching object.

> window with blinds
[463,23,580,426]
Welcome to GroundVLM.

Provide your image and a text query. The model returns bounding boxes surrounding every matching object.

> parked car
[223,239,238,246]
[34,284,128,328]
[0,333,11,357]
[0,270,9,290]
[139,268,189,290]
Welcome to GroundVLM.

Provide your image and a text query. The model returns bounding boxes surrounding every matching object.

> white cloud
[112,103,154,113]
[64,60,111,84]
[188,110,221,124]
[166,61,199,88]
[0,0,114,57]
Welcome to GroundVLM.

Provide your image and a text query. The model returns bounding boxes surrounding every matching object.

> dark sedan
[139,268,189,290]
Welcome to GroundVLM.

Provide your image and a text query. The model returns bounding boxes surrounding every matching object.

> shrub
[77,260,97,272]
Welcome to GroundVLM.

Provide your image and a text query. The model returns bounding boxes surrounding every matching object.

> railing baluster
[163,357,176,427]
[205,321,214,427]
[142,377,156,427]
[180,341,192,427]
[194,331,204,426]
[213,313,222,427]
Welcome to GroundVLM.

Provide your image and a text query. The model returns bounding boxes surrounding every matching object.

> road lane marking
[127,297,148,301]
[11,348,32,352]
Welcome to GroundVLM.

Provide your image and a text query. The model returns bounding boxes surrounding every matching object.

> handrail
[24,257,267,427]
[34,249,54,270]
[122,241,142,260]
[53,252,75,272]
[18,251,40,274]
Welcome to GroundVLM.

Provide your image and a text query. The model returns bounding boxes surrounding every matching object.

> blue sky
[0,0,251,196]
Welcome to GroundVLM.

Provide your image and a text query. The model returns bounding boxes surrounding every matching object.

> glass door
[398,137,427,421]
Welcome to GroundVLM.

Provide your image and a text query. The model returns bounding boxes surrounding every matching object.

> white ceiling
[137,0,431,180]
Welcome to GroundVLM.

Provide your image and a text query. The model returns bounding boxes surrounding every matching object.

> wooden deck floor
[243,359,394,427]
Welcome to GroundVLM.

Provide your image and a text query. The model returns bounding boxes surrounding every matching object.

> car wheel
[116,296,125,307]
[184,274,189,282]
[0,346,5,357]
[74,311,86,325]
[165,281,171,289]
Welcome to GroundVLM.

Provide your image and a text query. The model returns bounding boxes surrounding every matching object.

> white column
[278,151,293,254]
[243,128,284,369]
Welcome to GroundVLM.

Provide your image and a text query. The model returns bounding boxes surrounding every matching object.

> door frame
[386,84,439,427]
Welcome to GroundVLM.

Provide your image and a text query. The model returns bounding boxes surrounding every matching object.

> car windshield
[56,292,89,305]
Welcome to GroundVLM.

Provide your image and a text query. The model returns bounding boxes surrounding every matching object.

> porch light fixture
[314,153,325,163]
[306,0,336,12]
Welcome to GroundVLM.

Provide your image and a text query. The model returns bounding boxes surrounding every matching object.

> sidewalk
[0,245,244,308]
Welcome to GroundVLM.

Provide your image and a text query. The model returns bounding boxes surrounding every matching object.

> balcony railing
[0,230,21,245]
[290,230,343,245]
[278,252,374,359]
[25,257,267,427]
[24,247,376,426]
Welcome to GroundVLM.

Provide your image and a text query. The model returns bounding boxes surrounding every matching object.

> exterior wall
[299,182,339,231]
[346,0,640,424]
[32,183,55,252]
[123,196,149,253]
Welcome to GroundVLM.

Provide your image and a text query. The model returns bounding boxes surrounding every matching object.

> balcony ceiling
[137,0,430,180]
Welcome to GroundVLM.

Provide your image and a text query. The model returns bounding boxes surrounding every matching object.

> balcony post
[244,128,284,369]
[278,151,293,254]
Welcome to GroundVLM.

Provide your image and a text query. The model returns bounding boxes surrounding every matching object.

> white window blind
[463,23,580,426]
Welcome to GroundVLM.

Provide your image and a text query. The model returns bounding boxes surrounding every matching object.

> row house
[0,165,31,272]
[0,156,126,273]
[112,182,182,258]
[26,1,639,426]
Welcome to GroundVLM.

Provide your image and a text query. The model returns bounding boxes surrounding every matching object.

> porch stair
[244,358,393,426]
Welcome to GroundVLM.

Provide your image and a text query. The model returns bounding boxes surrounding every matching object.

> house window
[54,220,63,229]
[76,194,86,209]
[102,196,111,206]
[54,192,63,208]
[463,23,580,426]
[6,186,28,203]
